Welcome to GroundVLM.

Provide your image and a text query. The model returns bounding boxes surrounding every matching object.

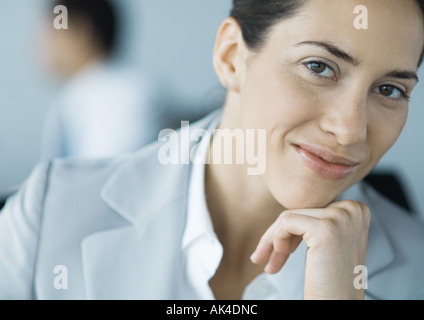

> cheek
[239,90,333,207]
[239,67,319,132]
[46,35,69,65]
[367,108,408,165]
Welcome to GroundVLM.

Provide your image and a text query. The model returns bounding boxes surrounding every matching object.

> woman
[0,0,423,300]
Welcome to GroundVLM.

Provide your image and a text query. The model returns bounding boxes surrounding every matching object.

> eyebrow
[295,40,419,83]
[385,70,419,83]
[295,41,360,65]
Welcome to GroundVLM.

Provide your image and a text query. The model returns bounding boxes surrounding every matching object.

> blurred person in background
[39,0,168,159]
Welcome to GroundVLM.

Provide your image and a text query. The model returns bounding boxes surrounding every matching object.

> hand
[250,200,371,300]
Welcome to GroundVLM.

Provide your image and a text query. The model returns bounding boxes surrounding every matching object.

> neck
[205,94,285,262]
[62,51,107,81]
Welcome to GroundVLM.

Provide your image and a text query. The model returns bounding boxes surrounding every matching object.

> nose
[319,89,368,146]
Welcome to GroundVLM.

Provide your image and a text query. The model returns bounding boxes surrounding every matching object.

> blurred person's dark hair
[52,0,118,57]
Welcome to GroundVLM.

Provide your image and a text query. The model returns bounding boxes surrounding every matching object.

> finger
[254,202,370,275]
[250,220,278,264]
[327,200,366,211]
[327,200,371,226]
[262,212,321,273]
[286,207,336,219]
[273,233,302,258]
[264,251,290,274]
[251,211,312,266]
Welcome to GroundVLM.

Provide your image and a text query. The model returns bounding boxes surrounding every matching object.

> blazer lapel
[80,200,187,299]
[80,111,221,299]
[80,144,190,299]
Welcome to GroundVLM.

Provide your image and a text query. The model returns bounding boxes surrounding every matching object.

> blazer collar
[100,145,189,227]
[80,111,222,299]
[359,183,396,278]
[100,109,222,227]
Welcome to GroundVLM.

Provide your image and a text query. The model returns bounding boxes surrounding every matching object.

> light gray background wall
[0,1,423,216]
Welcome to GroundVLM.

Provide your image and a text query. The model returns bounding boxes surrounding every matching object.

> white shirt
[40,61,167,160]
[181,117,307,300]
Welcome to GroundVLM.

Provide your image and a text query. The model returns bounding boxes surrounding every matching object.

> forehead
[266,0,424,70]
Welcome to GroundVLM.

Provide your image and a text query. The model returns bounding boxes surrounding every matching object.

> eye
[374,85,410,101]
[305,61,337,80]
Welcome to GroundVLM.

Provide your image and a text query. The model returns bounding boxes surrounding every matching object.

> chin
[278,194,335,210]
[268,177,351,210]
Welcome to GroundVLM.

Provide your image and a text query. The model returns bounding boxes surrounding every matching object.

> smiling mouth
[293,144,359,180]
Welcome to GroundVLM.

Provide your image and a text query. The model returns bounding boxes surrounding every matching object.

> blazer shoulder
[362,182,424,239]
[0,161,54,299]
[361,182,424,299]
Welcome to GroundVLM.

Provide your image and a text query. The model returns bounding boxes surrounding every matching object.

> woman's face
[236,0,424,209]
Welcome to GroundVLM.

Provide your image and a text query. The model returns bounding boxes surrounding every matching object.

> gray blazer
[0,112,423,300]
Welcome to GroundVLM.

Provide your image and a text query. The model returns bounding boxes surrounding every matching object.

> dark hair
[231,0,424,66]
[53,0,118,56]
[230,0,306,51]
[417,1,424,66]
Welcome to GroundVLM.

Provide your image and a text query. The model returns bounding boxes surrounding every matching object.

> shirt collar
[182,114,221,249]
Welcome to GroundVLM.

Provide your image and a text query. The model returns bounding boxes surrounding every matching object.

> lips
[294,144,359,180]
